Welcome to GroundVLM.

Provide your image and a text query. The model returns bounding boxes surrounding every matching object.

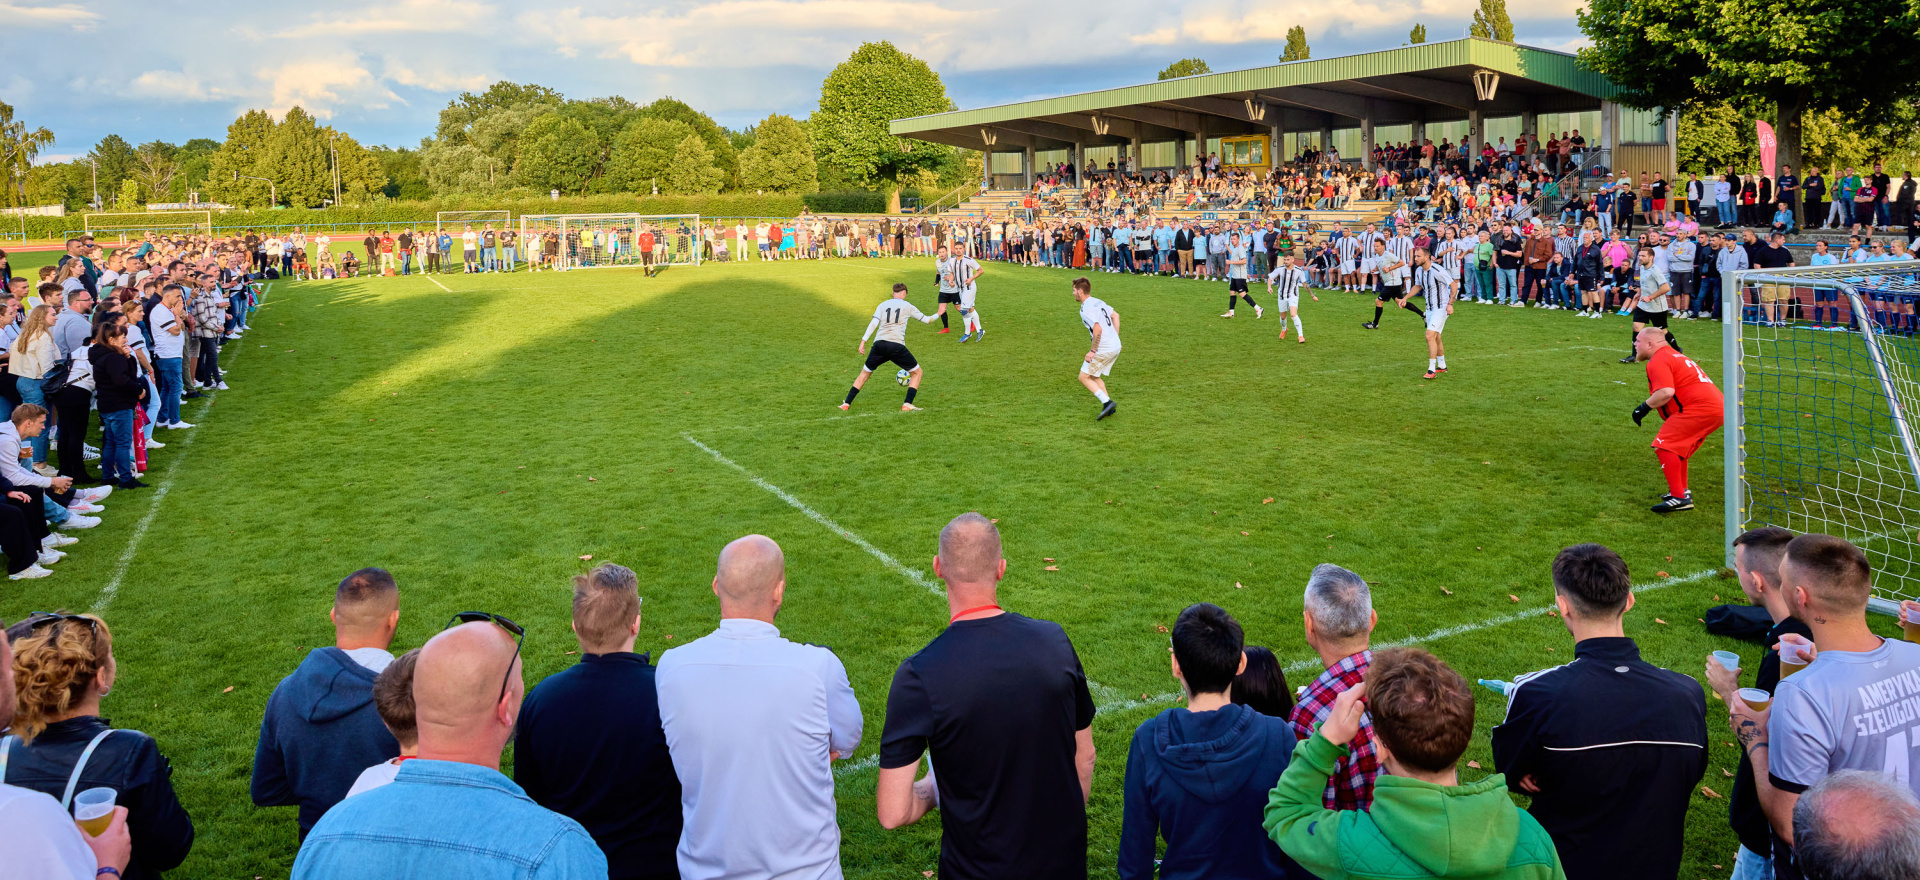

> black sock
[1403,301,1423,318]
[941,312,949,328]
[1373,306,1384,323]
[904,386,918,404]
[844,386,860,405]
[1242,293,1258,307]
[1667,330,1683,353]
[1228,296,1237,311]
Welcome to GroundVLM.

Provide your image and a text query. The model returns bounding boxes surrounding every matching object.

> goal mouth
[515,214,703,271]
[1728,261,1920,610]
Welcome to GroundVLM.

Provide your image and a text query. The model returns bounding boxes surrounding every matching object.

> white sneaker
[83,451,100,462]
[62,514,101,530]
[145,438,165,449]
[38,549,64,566]
[225,332,243,340]
[77,486,112,503]
[42,533,77,548]
[215,382,230,390]
[32,463,58,478]
[10,563,52,580]
[67,501,103,513]
[170,421,196,429]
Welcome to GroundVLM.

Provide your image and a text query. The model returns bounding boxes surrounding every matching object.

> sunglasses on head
[445,611,525,703]
[23,611,99,637]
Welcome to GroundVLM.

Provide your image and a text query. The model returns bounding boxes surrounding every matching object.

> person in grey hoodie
[1119,603,1307,880]
[251,569,402,839]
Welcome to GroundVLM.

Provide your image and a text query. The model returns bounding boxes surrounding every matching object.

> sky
[2,0,1591,161]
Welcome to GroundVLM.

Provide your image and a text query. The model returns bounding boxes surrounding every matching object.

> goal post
[516,213,702,271]
[83,210,212,241]
[1725,259,1920,612]
[435,210,511,235]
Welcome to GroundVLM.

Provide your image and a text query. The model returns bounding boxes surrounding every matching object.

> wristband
[98,869,122,878]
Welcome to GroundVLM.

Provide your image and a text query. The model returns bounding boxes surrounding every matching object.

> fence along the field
[1730,263,1920,607]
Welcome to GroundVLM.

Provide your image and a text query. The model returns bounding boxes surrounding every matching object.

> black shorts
[1381,284,1406,301]
[1630,308,1670,327]
[864,340,918,373]
[1229,278,1249,293]
[938,291,962,305]
[1575,275,1598,291]
[641,251,655,265]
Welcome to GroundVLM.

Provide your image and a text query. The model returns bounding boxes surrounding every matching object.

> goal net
[436,210,511,236]
[83,210,213,241]
[517,214,702,271]
[1727,260,1920,611]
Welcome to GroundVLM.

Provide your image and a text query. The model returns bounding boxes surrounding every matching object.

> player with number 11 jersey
[841,283,945,412]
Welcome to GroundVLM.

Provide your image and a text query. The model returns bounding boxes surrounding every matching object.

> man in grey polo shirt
[658,535,862,880]
[50,289,92,358]
[1731,533,1920,880]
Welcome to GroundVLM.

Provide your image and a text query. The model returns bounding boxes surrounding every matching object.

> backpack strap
[60,728,118,810]
[0,735,12,782]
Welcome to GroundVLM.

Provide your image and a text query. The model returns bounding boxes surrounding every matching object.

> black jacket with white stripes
[1490,636,1708,880]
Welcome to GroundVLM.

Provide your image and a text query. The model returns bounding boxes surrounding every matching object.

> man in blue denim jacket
[292,619,607,880]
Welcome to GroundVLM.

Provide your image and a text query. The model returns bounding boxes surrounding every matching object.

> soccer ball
[895,369,912,386]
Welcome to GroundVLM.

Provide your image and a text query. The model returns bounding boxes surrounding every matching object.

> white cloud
[521,0,972,68]
[258,58,402,117]
[274,0,497,38]
[383,59,492,93]
[0,1,101,30]
[128,70,211,101]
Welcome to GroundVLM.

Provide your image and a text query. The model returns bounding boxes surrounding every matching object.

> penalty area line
[682,432,943,597]
[425,275,452,293]
[1281,567,1723,676]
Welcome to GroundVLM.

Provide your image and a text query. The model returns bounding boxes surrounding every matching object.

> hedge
[16,189,926,241]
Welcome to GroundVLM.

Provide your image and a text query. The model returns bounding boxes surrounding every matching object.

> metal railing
[1526,147,1610,220]
[919,184,975,216]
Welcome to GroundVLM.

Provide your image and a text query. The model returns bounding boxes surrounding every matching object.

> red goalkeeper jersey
[1647,346,1724,419]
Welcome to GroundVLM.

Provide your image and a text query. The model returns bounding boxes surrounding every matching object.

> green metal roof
[891,38,1617,138]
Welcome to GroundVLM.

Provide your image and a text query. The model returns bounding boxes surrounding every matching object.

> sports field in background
[7,253,1908,879]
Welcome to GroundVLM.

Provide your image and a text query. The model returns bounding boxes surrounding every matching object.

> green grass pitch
[8,253,1906,879]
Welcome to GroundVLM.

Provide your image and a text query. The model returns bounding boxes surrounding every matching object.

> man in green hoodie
[1263,646,1566,880]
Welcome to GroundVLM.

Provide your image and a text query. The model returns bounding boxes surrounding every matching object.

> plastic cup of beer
[1713,650,1741,672]
[1780,640,1812,677]
[1903,605,1920,643]
[1737,688,1772,712]
[73,787,115,837]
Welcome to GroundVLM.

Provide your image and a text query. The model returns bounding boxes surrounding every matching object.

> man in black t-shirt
[876,513,1096,880]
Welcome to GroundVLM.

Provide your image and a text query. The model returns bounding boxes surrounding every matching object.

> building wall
[1614,144,1676,187]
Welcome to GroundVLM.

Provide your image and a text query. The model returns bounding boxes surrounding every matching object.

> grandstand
[892,38,1675,195]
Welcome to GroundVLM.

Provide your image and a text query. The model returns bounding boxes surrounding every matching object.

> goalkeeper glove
[1632,403,1652,426]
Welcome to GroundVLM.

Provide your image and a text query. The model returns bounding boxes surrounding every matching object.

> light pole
[236,172,276,207]
[328,133,341,207]
[89,157,98,211]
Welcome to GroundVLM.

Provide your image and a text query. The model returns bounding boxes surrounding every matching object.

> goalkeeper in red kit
[1631,327,1724,513]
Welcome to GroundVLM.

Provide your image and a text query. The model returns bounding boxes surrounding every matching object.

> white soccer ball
[896,369,912,386]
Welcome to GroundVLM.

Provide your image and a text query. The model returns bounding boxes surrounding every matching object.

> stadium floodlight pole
[328,133,341,207]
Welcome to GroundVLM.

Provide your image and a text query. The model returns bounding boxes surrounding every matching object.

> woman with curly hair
[1,613,195,880]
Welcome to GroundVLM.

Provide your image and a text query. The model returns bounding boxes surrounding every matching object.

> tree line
[1,41,974,213]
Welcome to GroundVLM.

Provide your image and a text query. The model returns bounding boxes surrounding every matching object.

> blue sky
[2,0,1589,159]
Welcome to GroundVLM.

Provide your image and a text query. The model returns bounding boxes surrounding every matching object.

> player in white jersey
[1266,254,1319,343]
[934,245,962,334]
[1072,276,1121,421]
[954,250,985,342]
[1410,247,1458,379]
[1362,240,1420,330]
[1356,223,1385,291]
[1219,233,1263,318]
[1336,233,1363,291]
[840,283,946,412]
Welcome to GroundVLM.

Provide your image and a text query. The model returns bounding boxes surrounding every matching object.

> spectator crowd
[6,513,1920,880]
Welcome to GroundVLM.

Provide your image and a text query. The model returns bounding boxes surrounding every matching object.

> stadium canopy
[891,37,1674,186]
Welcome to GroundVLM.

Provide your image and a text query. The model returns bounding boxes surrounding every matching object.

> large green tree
[372,146,430,200]
[265,107,332,207]
[88,135,136,208]
[1281,26,1310,61]
[663,134,726,195]
[436,81,564,145]
[738,114,818,193]
[637,98,739,189]
[132,142,179,204]
[0,101,54,207]
[607,118,697,193]
[1578,0,1920,175]
[207,110,276,206]
[814,41,954,213]
[1469,0,1513,41]
[1157,58,1212,80]
[1409,23,1427,44]
[513,114,600,194]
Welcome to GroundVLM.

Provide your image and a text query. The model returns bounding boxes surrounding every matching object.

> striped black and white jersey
[1413,264,1456,312]
[1386,235,1414,264]
[1438,240,1465,276]
[1267,264,1310,301]
[1337,236,1362,265]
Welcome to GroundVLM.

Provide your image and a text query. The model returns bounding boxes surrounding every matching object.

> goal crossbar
[1726,260,1920,611]
[84,210,212,234]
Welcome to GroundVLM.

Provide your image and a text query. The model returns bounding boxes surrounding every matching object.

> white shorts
[960,288,977,310]
[1081,348,1120,377]
[1425,310,1449,333]
[1277,294,1300,313]
[1339,260,1357,274]
[1361,258,1377,274]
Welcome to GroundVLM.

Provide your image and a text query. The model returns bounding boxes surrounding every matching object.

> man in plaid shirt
[1286,563,1382,810]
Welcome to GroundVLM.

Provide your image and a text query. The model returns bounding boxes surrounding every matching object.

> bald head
[413,622,522,743]
[715,534,785,609]
[937,513,1003,587]
[1794,770,1920,880]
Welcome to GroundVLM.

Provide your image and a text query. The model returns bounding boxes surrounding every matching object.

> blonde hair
[12,304,52,360]
[9,613,113,744]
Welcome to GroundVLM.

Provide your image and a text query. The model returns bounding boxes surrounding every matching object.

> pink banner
[1757,121,1777,179]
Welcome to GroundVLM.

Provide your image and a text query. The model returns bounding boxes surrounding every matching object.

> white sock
[1438,356,1447,369]
[1094,390,1110,404]
[1292,315,1304,336]
[1429,357,1438,370]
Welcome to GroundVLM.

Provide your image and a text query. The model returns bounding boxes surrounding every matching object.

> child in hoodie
[1119,604,1307,880]
[1264,647,1566,880]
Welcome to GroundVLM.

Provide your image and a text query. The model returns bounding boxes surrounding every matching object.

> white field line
[425,274,452,292]
[682,433,943,596]
[90,334,256,612]
[1280,568,1723,676]
[832,754,881,778]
